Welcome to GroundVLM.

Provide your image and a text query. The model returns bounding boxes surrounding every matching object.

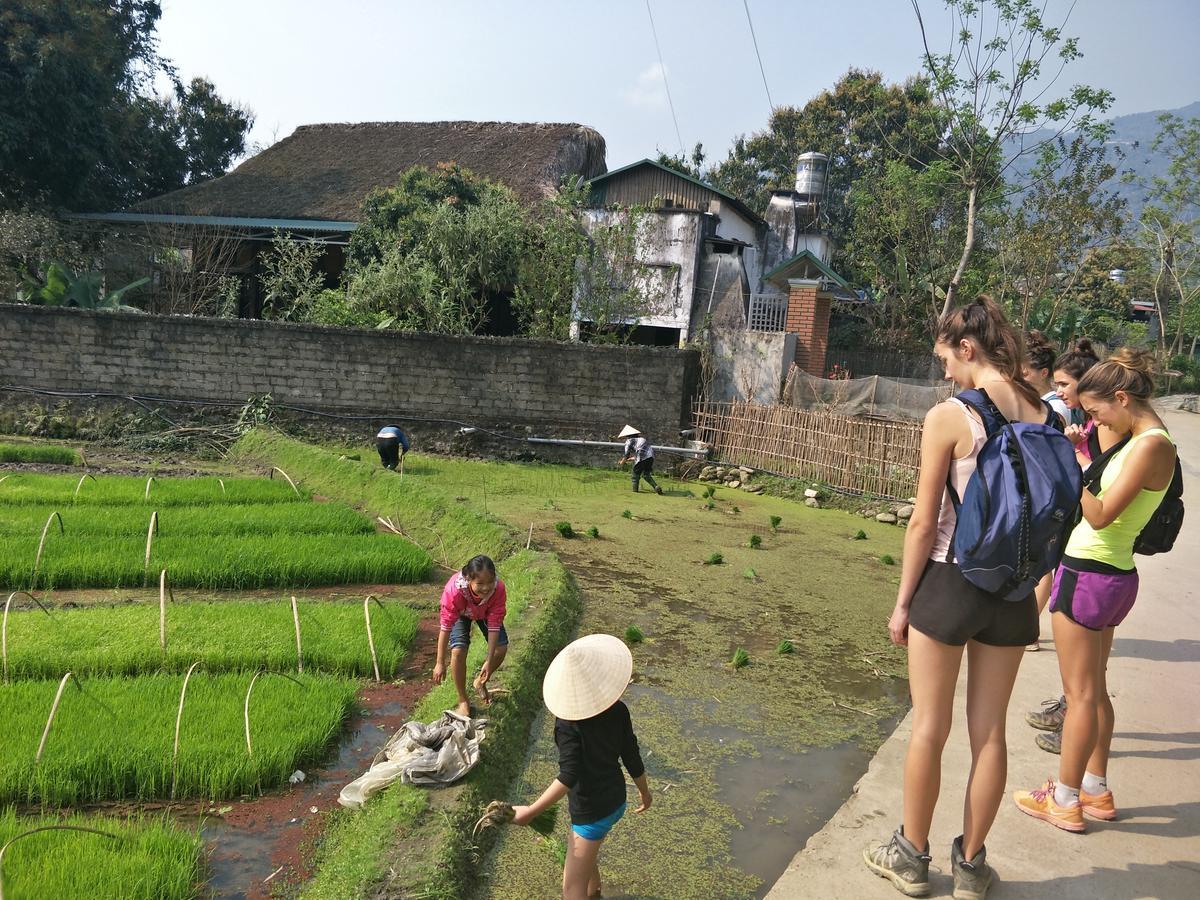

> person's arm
[889,403,959,647]
[433,579,457,682]
[479,584,506,682]
[1080,435,1175,530]
[433,629,449,684]
[620,706,652,813]
[479,628,501,684]
[513,720,579,825]
[512,779,569,826]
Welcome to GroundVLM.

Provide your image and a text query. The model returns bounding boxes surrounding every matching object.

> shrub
[624,625,644,645]
[730,648,750,669]
[748,534,762,549]
[554,521,575,539]
[704,552,723,565]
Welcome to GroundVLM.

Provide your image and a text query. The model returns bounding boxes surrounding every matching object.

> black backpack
[1082,431,1184,556]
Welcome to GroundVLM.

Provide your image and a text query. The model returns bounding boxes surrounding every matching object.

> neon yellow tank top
[1065,427,1175,570]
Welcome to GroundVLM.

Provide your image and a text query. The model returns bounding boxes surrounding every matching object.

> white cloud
[625,62,668,110]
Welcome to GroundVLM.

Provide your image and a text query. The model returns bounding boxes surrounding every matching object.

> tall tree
[0,1,251,210]
[909,0,1113,315]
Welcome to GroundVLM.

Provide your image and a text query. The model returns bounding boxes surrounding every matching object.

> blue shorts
[571,803,626,841]
[447,617,508,650]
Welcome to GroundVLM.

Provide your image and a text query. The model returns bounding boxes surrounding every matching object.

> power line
[742,0,774,113]
[644,0,685,156]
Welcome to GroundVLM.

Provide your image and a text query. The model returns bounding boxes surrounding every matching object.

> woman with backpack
[1014,350,1178,833]
[865,296,1067,899]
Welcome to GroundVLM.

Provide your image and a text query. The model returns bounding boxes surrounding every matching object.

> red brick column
[787,279,832,376]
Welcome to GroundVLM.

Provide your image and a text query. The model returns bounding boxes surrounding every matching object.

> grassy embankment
[0,442,79,465]
[0,809,202,900]
[230,431,582,900]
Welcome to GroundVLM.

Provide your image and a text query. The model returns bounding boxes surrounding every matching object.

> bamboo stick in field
[171,662,202,800]
[526,523,533,549]
[217,478,226,496]
[291,596,303,674]
[0,825,121,900]
[36,672,80,763]
[71,473,95,500]
[2,590,56,684]
[159,569,174,652]
[244,669,305,756]
[0,475,9,486]
[144,476,155,501]
[269,466,301,496]
[30,511,64,588]
[143,511,159,582]
[364,596,382,682]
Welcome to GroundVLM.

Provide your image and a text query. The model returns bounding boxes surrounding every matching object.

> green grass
[0,809,203,900]
[0,673,358,804]
[2,532,431,590]
[0,442,79,465]
[2,599,419,679]
[0,473,307,506]
[0,502,374,537]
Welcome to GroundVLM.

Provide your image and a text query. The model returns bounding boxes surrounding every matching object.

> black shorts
[908,560,1038,647]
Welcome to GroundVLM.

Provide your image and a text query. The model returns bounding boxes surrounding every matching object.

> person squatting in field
[865,295,1060,900]
[432,555,507,717]
[1014,350,1177,833]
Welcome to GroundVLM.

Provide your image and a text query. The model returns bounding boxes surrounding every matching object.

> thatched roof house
[124,120,607,223]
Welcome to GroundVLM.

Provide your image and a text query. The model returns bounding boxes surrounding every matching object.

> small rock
[728,480,741,489]
[289,770,306,784]
[743,484,763,493]
[805,498,821,508]
[896,505,914,520]
[739,467,753,475]
[907,497,917,504]
[310,806,319,814]
[803,488,819,499]
[875,512,897,524]
[715,467,727,477]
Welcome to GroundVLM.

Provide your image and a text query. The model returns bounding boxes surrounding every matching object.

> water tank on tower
[794,152,828,226]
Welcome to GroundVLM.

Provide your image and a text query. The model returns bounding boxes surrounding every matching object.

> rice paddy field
[0,442,79,465]
[0,462,435,899]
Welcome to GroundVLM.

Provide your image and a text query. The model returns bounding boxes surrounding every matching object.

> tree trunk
[943,183,978,319]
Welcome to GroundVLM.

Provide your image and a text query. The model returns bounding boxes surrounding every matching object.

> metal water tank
[795,152,829,198]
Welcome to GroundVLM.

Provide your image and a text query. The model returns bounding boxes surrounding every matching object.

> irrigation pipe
[72,473,96,499]
[290,596,303,674]
[0,826,122,900]
[2,591,58,684]
[243,670,305,756]
[143,511,159,582]
[30,511,64,589]
[171,662,202,800]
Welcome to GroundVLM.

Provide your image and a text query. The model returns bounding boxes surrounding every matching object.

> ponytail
[936,295,1041,407]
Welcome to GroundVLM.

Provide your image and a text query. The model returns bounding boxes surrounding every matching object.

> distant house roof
[125,121,608,223]
[586,159,766,229]
[764,249,850,290]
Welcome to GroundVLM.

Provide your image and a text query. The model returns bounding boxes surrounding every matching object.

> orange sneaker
[1080,789,1117,820]
[1013,780,1086,833]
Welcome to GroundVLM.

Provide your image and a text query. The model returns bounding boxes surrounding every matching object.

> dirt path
[768,407,1200,899]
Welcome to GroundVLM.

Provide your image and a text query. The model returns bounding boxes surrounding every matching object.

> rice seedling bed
[3,598,419,680]
[0,473,306,506]
[2,532,432,590]
[0,808,203,900]
[0,502,374,537]
[0,442,79,465]
[0,673,358,805]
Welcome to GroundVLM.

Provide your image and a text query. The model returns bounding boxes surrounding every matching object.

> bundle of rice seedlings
[624,625,644,645]
[776,640,794,655]
[554,522,575,539]
[748,534,762,549]
[704,552,723,565]
[730,648,750,669]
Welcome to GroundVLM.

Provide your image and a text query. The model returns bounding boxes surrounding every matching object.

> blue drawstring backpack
[948,389,1082,602]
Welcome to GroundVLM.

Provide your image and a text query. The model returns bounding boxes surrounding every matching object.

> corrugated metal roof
[764,249,850,290]
[587,159,766,228]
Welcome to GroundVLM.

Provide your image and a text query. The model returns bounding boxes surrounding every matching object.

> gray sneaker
[1026,695,1067,731]
[1036,728,1062,754]
[951,835,995,900]
[863,828,931,896]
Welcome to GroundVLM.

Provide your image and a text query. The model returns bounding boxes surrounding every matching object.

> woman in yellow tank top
[1014,349,1177,833]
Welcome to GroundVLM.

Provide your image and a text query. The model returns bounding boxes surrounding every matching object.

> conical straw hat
[543,634,633,721]
[618,425,641,438]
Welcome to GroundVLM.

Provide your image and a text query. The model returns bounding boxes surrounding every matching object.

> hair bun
[1073,338,1098,360]
[1108,347,1157,376]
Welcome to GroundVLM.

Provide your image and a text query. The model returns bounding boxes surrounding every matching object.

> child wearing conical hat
[512,634,652,899]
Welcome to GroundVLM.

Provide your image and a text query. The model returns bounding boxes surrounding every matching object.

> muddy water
[197,619,439,899]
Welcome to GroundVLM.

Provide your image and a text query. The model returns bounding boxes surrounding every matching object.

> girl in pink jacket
[432,555,508,717]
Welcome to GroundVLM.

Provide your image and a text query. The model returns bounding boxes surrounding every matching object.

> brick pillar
[786,279,832,376]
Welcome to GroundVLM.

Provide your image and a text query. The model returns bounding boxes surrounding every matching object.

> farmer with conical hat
[618,425,662,494]
[510,634,651,899]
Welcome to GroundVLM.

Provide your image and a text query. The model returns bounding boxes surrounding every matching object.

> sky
[155,0,1200,171]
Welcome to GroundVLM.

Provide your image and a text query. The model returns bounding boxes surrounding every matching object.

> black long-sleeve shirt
[554,700,645,824]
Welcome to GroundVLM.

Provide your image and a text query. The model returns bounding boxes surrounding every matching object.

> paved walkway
[768,408,1200,900]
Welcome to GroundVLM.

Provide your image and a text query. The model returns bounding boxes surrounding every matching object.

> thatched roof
[131,121,607,222]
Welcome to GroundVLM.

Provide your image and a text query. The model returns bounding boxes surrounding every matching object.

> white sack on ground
[338,710,487,809]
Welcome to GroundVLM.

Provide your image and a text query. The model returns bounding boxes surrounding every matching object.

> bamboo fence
[692,400,923,500]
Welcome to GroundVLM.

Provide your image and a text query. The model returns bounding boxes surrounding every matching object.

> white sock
[1081,771,1108,795]
[1054,782,1081,807]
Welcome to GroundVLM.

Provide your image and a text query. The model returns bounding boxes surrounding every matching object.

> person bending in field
[432,555,507,717]
[513,634,652,900]
[376,425,410,470]
[618,425,662,494]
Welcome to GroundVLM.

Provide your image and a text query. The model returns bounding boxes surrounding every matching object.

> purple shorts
[1050,556,1139,630]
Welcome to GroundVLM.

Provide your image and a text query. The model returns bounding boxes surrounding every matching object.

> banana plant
[17,261,148,311]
